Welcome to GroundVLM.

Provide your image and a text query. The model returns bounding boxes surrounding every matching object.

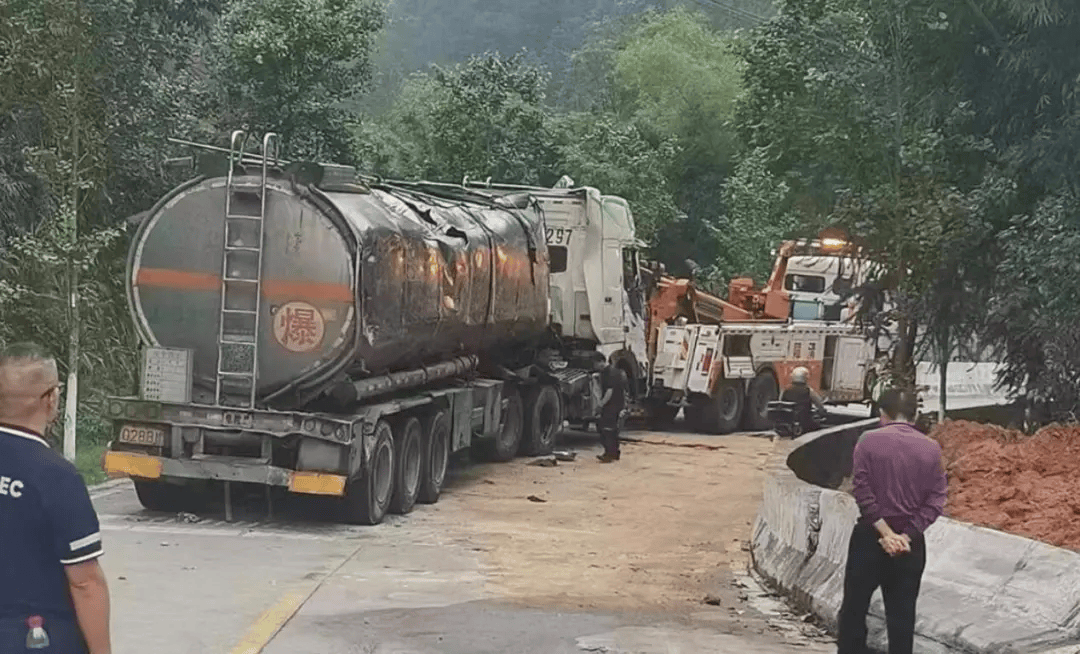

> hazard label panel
[273,301,325,352]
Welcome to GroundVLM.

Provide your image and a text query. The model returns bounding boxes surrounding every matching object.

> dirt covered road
[419,430,777,613]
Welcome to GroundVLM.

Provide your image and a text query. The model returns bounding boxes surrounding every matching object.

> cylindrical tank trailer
[127,172,551,408]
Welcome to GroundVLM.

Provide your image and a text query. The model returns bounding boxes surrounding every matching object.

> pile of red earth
[929,419,1080,551]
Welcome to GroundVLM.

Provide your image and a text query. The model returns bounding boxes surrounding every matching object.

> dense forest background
[2,0,1080,454]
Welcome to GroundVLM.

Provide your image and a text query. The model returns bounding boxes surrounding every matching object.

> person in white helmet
[780,366,825,434]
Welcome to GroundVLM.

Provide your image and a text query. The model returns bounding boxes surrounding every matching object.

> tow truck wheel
[481,387,524,462]
[342,419,394,525]
[133,480,190,513]
[521,384,562,456]
[389,416,423,515]
[647,404,679,430]
[745,370,779,432]
[699,380,745,434]
[418,409,451,504]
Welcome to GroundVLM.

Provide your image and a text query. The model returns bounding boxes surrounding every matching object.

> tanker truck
[101,131,649,525]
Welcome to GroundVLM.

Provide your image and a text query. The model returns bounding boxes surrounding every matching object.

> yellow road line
[228,539,367,654]
[229,590,308,654]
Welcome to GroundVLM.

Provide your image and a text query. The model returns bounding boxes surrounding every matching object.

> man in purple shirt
[837,387,947,654]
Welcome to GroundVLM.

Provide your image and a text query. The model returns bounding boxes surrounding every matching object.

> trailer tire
[418,409,450,505]
[134,480,192,513]
[481,387,524,462]
[521,384,562,456]
[745,370,779,432]
[342,419,394,525]
[699,380,745,435]
[390,416,423,515]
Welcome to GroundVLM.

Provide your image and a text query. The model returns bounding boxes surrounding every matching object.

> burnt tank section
[127,166,550,409]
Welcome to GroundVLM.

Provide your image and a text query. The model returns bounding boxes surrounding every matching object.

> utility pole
[62,0,82,462]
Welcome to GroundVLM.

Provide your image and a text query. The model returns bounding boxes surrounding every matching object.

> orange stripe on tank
[262,280,353,303]
[135,268,352,302]
[135,268,219,291]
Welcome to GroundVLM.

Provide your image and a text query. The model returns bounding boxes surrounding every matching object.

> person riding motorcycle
[780,366,826,434]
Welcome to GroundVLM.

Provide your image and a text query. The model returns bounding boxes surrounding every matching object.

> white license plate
[119,424,166,447]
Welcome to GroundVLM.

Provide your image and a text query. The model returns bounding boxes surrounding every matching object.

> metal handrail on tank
[223,130,249,220]
[248,132,279,405]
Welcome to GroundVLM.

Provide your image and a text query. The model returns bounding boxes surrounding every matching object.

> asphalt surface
[90,430,836,654]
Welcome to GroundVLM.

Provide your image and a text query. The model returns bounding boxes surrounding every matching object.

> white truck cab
[782,239,878,322]
[468,179,649,394]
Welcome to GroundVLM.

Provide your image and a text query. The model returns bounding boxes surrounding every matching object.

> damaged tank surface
[128,167,550,409]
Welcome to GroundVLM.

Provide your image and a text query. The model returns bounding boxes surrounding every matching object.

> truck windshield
[785,274,826,293]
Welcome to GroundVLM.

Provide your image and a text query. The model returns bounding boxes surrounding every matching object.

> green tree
[553,112,680,243]
[0,0,112,458]
[207,0,386,162]
[563,7,746,276]
[704,148,800,287]
[356,51,559,186]
[733,0,997,391]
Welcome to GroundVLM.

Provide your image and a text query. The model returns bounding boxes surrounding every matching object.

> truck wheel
[389,416,422,515]
[745,370,779,432]
[648,404,679,430]
[342,419,394,525]
[521,384,562,456]
[481,387,524,462]
[699,380,745,434]
[133,480,189,513]
[684,401,704,432]
[418,409,451,504]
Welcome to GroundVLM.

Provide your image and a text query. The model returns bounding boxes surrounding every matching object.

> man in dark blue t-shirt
[597,362,628,462]
[0,343,112,654]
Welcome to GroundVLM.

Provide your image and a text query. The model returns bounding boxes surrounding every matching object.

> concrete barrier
[752,421,1080,654]
[916,361,1012,413]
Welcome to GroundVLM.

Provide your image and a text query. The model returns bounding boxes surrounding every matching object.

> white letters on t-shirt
[0,476,24,498]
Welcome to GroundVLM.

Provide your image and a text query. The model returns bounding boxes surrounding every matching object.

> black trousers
[598,414,620,456]
[837,521,926,654]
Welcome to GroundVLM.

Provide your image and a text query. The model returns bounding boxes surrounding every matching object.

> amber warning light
[141,347,194,403]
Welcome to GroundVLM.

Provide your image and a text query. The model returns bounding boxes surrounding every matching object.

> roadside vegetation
[2,0,1079,476]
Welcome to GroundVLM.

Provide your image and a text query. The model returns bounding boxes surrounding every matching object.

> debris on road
[528,457,558,467]
[553,450,576,461]
[931,419,1080,550]
[703,594,724,606]
[526,494,547,503]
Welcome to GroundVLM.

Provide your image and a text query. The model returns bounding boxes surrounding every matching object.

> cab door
[597,240,625,343]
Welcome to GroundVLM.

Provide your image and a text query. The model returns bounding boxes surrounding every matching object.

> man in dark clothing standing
[597,362,627,463]
[837,387,947,654]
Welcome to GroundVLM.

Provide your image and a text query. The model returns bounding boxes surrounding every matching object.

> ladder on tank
[214,130,280,408]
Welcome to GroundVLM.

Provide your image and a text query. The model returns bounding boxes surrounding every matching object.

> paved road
[90,438,835,654]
